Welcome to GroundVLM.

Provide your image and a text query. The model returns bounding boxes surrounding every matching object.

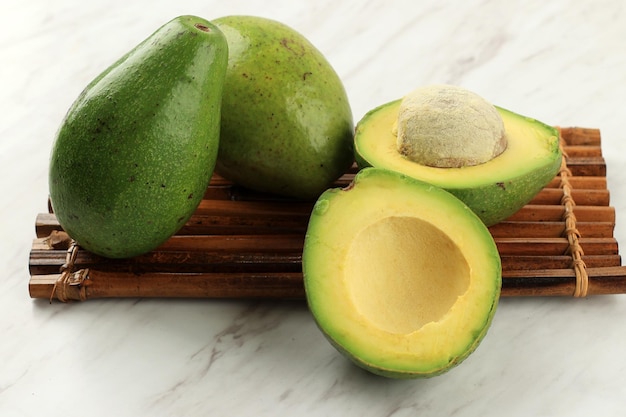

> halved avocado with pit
[303,168,501,378]
[354,100,562,226]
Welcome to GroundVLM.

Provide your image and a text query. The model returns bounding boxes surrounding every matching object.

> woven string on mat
[50,241,89,303]
[557,128,589,297]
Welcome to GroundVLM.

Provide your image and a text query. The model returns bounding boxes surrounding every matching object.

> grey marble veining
[2,0,626,416]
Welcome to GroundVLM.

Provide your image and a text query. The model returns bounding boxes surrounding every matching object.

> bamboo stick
[28,248,303,276]
[529,188,609,206]
[565,157,606,177]
[28,235,619,277]
[561,145,603,157]
[559,127,601,146]
[29,265,626,301]
[501,266,626,297]
[27,245,622,277]
[36,203,617,239]
[505,205,615,222]
[33,224,619,264]
[494,237,618,256]
[157,234,304,251]
[500,255,621,270]
[488,221,615,238]
[194,199,314,216]
[545,176,606,190]
[29,271,307,300]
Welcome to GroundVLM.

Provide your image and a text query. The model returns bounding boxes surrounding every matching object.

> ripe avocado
[213,15,354,200]
[354,99,562,226]
[303,168,501,378]
[48,16,228,258]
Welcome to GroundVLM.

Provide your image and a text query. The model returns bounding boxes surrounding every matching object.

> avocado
[48,16,228,258]
[212,15,354,200]
[303,168,501,378]
[354,98,562,226]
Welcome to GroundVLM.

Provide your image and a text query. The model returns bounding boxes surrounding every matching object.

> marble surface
[2,0,626,415]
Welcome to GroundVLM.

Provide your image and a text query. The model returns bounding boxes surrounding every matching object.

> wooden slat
[35,204,618,238]
[529,188,610,206]
[488,221,615,238]
[28,265,626,301]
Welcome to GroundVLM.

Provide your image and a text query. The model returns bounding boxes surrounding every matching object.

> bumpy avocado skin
[48,16,228,258]
[213,16,354,200]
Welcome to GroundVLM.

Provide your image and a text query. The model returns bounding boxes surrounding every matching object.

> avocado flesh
[49,16,228,258]
[303,168,502,378]
[354,100,562,226]
[213,16,354,200]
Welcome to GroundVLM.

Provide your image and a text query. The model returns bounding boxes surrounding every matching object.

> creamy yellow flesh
[356,101,559,187]
[304,171,501,373]
[345,216,470,334]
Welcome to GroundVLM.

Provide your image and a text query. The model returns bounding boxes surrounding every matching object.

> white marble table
[3,0,626,415]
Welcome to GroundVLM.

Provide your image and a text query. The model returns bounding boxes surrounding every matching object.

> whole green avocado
[48,15,228,259]
[213,16,355,200]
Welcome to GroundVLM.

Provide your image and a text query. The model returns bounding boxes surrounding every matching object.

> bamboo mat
[29,127,626,302]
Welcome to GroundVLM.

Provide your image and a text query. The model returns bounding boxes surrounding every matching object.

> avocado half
[303,168,502,378]
[354,100,562,226]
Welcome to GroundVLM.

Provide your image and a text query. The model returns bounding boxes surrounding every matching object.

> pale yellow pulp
[345,216,470,334]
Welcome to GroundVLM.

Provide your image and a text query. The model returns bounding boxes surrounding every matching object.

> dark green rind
[49,16,228,258]
[303,168,502,379]
[354,100,562,226]
[335,292,499,379]
[213,16,354,200]
[446,154,561,226]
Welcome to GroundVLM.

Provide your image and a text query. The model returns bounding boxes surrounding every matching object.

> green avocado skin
[48,16,228,258]
[213,16,354,200]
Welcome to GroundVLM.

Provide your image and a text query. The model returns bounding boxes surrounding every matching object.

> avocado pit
[394,84,507,168]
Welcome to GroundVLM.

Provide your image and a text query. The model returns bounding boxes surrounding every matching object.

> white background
[2,0,626,416]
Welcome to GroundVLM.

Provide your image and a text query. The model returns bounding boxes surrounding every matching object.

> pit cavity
[344,216,470,335]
